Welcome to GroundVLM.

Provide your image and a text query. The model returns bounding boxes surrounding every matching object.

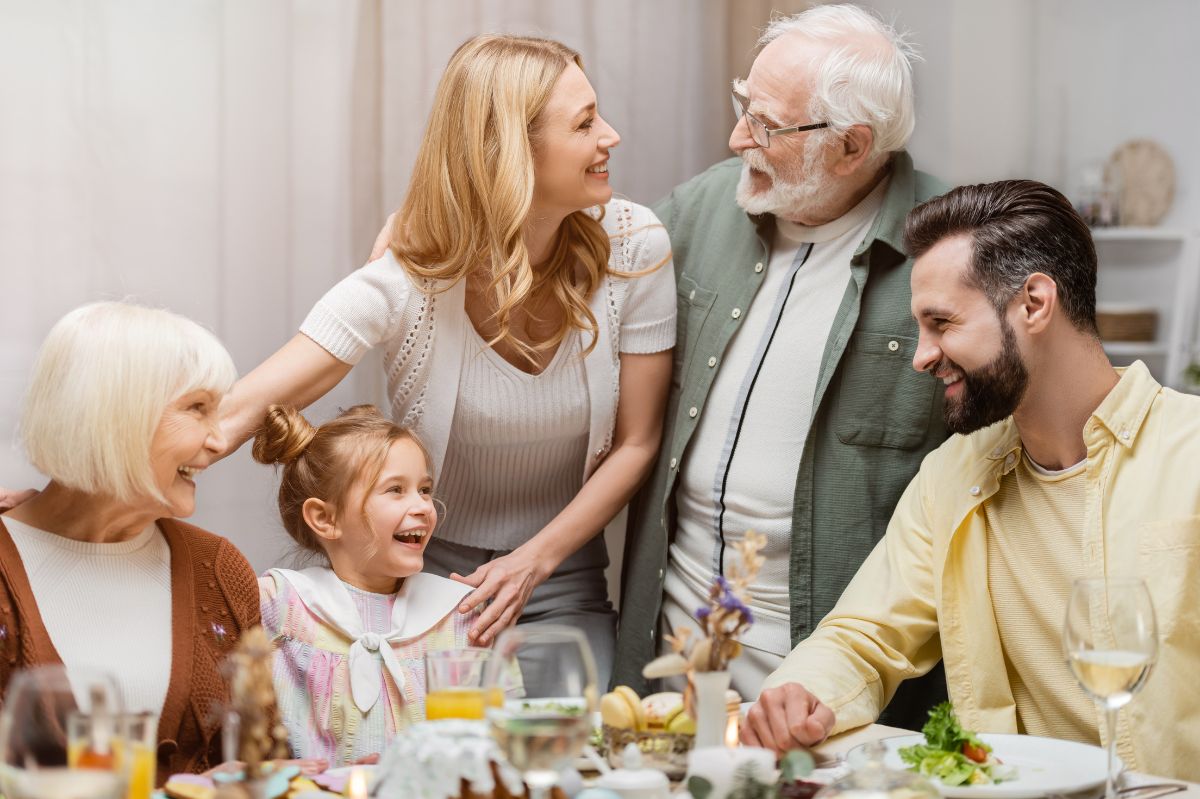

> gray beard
[734,140,829,220]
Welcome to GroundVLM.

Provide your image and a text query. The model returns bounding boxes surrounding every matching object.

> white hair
[759,3,920,155]
[20,301,237,504]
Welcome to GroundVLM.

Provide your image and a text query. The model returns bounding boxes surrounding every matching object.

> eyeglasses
[731,91,830,149]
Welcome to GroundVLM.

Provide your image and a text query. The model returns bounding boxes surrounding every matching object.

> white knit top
[3,517,173,714]
[299,199,676,488]
[437,323,590,551]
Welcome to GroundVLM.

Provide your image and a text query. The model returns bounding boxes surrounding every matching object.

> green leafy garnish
[897,702,1015,786]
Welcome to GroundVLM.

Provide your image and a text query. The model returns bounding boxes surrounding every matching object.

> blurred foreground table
[813,724,1200,797]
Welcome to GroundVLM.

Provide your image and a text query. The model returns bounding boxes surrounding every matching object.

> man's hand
[741,683,835,754]
[0,488,38,513]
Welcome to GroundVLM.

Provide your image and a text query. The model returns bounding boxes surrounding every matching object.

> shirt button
[689,289,696,301]
[1120,430,1131,441]
[707,356,717,368]
[731,308,742,319]
[658,568,664,580]
[650,629,656,641]
[669,457,678,469]
[1004,454,1015,468]
[754,262,764,273]
[688,406,698,418]
[887,340,900,352]
[969,486,981,496]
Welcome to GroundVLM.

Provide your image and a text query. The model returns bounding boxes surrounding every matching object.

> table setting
[0,538,1194,799]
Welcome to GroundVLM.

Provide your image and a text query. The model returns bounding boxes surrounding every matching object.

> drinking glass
[483,627,597,799]
[115,714,157,799]
[1064,577,1158,799]
[1,665,125,799]
[424,648,497,720]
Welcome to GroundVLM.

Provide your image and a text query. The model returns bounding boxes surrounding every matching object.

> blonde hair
[388,34,618,366]
[252,404,432,558]
[20,301,237,504]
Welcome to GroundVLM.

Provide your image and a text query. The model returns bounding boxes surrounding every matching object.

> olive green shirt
[614,153,949,721]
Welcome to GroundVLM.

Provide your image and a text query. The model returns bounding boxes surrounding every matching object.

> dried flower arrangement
[642,531,765,679]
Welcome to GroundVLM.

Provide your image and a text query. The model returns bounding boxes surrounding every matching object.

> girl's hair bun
[252,405,317,465]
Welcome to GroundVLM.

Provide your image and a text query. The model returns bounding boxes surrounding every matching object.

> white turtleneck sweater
[664,180,889,694]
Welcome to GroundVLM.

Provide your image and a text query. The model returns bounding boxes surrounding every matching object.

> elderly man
[614,4,948,725]
[743,179,1200,781]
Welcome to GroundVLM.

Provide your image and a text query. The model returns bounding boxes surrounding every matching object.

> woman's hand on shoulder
[368,212,398,262]
[450,546,549,646]
[0,487,37,512]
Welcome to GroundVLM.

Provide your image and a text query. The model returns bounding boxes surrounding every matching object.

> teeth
[587,163,608,174]
[178,466,199,479]
[942,374,961,386]
[393,529,428,543]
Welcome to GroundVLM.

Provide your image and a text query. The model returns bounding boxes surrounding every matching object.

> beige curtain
[0,0,763,571]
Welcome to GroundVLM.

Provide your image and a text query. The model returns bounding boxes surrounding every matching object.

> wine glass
[0,664,126,799]
[1064,577,1157,799]
[483,626,597,799]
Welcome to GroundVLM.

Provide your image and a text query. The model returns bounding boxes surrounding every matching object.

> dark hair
[252,404,433,557]
[903,179,1098,334]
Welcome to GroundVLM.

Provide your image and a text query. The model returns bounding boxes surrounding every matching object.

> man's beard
[735,134,830,220]
[939,318,1030,435]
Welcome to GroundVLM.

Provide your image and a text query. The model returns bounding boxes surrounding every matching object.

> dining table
[811,723,1200,797]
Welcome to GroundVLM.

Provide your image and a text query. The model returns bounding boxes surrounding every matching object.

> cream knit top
[436,324,590,551]
[299,199,676,488]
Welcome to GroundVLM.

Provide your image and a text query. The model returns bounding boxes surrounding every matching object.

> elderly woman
[0,301,260,776]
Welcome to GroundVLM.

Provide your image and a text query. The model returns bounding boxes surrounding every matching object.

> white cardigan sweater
[299,199,676,482]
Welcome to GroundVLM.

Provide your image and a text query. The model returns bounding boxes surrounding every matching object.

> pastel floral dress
[259,568,476,766]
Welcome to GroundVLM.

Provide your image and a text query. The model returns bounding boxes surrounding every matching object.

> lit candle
[347,768,369,799]
[725,711,740,748]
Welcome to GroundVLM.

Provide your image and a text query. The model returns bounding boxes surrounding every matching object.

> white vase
[691,670,732,749]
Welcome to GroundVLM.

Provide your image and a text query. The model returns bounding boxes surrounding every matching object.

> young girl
[253,404,478,766]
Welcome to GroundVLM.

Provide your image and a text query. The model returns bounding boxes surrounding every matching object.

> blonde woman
[221,35,675,687]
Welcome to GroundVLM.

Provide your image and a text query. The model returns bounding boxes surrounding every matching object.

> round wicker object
[1105,139,1175,226]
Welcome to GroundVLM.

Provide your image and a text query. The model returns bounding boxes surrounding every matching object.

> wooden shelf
[1091,227,1190,242]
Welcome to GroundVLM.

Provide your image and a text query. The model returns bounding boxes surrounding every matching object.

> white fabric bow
[268,567,472,714]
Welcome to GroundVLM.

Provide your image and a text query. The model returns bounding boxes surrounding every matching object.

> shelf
[1091,227,1191,242]
[1103,341,1168,356]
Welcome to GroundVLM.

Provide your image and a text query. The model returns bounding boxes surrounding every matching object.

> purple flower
[695,607,711,621]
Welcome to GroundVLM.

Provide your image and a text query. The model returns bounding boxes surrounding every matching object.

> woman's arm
[219,334,352,457]
[454,349,673,644]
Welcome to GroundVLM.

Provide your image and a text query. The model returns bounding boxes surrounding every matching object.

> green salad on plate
[898,703,1017,786]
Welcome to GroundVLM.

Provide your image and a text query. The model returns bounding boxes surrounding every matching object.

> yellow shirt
[984,454,1095,741]
[764,362,1200,780]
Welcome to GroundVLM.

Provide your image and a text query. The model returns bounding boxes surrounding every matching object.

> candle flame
[348,768,369,799]
[725,712,740,748]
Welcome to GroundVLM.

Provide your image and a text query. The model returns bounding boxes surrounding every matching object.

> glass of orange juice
[116,713,157,799]
[424,648,498,720]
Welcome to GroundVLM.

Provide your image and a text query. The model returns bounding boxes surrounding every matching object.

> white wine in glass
[483,626,597,799]
[1064,577,1157,799]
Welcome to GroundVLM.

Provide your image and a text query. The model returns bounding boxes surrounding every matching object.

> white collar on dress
[268,567,471,713]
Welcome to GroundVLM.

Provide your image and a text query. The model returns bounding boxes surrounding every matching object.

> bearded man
[742,179,1200,781]
[613,3,950,728]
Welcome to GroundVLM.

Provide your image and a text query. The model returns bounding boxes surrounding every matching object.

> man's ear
[1018,272,1058,334]
[302,497,341,542]
[831,124,876,176]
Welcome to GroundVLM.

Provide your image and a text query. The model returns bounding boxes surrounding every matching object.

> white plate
[847,734,1120,799]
